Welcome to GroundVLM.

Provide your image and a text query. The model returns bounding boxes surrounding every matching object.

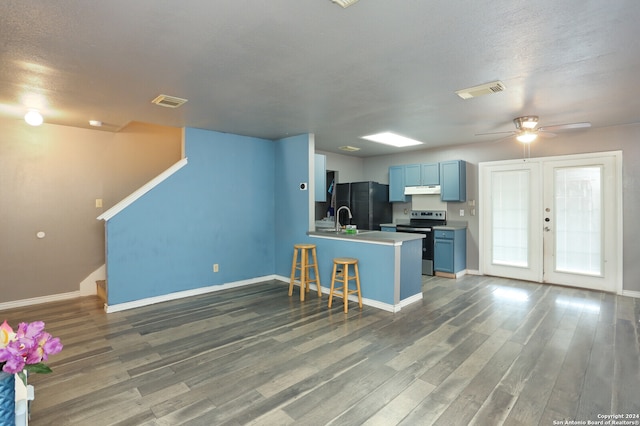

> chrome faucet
[335,205,353,231]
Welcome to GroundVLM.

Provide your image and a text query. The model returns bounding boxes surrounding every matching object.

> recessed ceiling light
[361,132,424,148]
[89,120,102,127]
[24,109,43,126]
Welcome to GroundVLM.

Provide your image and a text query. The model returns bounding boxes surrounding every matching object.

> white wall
[318,150,365,183]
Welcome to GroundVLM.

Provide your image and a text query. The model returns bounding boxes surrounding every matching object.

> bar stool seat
[289,243,321,301]
[328,257,362,313]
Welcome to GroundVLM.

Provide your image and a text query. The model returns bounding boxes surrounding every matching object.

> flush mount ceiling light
[339,145,361,152]
[151,94,188,108]
[24,109,43,126]
[89,120,102,127]
[331,0,360,8]
[455,81,506,100]
[361,132,424,148]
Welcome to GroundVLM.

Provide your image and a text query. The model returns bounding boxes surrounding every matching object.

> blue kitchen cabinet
[380,226,396,232]
[389,165,408,202]
[421,163,439,185]
[405,162,439,186]
[434,228,466,276]
[314,154,326,202]
[404,164,421,186]
[440,160,466,202]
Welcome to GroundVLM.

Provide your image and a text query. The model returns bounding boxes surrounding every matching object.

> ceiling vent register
[332,0,360,8]
[151,94,188,108]
[455,81,506,100]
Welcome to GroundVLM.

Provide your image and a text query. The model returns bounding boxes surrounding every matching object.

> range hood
[404,185,441,195]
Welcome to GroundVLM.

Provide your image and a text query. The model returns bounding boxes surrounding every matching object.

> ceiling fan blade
[537,131,556,138]
[475,131,515,136]
[539,122,591,132]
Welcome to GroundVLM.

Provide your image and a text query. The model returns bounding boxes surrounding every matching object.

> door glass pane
[492,170,529,267]
[554,166,602,275]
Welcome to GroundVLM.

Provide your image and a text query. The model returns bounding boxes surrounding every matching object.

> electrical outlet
[213,264,219,273]
[459,209,465,217]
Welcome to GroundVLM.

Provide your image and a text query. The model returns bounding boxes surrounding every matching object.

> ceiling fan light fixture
[514,116,539,130]
[24,109,43,126]
[516,131,537,143]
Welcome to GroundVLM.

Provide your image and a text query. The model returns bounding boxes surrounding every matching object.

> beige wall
[362,124,640,294]
[0,119,182,302]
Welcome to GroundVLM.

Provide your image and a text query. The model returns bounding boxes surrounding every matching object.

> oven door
[396,226,434,275]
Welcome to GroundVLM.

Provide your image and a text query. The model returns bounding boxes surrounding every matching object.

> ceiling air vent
[455,81,505,100]
[331,0,360,8]
[151,94,188,108]
[339,145,361,152]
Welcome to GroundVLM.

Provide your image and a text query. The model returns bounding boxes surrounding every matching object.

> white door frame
[479,150,623,295]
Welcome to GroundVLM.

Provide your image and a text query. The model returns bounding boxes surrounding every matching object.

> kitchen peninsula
[307,230,424,312]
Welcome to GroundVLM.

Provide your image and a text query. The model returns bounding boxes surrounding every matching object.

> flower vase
[0,372,15,425]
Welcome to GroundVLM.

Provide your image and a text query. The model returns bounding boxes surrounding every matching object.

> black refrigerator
[335,181,392,230]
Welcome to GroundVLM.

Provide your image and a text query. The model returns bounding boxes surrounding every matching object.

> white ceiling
[2,1,639,157]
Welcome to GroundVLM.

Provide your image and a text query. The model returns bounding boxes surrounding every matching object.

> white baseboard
[621,289,640,299]
[0,291,81,311]
[274,276,421,313]
[104,275,277,313]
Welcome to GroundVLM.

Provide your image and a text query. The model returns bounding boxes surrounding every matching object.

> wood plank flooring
[2,275,639,425]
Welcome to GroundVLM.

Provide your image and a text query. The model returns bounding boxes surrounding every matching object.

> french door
[480,152,621,293]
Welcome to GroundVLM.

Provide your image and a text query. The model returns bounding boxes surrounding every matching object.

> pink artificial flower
[0,320,63,375]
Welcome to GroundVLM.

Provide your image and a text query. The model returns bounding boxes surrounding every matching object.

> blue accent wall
[273,134,312,277]
[106,128,283,304]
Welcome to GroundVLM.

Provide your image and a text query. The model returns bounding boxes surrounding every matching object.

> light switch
[95,198,103,208]
[459,209,465,216]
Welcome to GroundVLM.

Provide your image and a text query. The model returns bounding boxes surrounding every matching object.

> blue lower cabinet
[434,228,466,275]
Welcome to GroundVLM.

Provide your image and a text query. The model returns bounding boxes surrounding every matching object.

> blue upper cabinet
[405,162,439,186]
[440,160,466,202]
[314,154,326,202]
[389,165,408,202]
[404,164,421,186]
[421,163,439,185]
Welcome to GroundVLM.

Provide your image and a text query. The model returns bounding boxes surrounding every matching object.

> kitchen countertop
[308,230,424,245]
[379,220,411,228]
[433,221,468,231]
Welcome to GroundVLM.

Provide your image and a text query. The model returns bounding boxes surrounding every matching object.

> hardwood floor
[3,275,639,425]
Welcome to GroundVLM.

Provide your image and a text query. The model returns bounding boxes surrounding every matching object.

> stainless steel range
[396,210,447,275]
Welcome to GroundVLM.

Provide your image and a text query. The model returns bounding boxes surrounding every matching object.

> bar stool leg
[328,262,338,308]
[342,264,349,313]
[288,247,299,297]
[300,248,307,301]
[354,263,362,309]
[311,247,322,298]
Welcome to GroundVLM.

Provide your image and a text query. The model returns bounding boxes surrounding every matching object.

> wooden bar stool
[288,243,322,301]
[328,257,362,313]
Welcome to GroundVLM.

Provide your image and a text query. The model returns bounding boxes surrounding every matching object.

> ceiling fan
[476,116,592,143]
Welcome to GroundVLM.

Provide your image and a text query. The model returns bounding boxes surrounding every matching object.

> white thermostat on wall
[36,231,46,239]
[299,182,308,190]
